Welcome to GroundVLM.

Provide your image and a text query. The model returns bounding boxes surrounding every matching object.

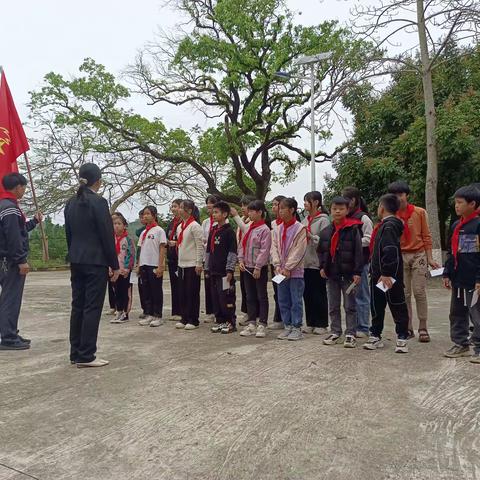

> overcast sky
[1,0,397,217]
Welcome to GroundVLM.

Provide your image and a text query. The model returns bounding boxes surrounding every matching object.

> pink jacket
[237,224,272,269]
[271,221,307,278]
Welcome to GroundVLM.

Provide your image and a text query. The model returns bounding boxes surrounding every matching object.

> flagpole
[23,152,49,261]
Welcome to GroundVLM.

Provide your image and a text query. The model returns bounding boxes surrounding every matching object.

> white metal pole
[310,64,316,192]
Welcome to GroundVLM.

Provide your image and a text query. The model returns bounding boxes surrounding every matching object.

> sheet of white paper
[430,267,445,277]
[130,272,138,285]
[272,274,286,285]
[376,278,396,292]
[471,290,479,308]
[222,276,230,291]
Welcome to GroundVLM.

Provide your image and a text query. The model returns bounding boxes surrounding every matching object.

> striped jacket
[0,198,38,264]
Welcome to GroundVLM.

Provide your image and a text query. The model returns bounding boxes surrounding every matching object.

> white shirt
[138,225,167,267]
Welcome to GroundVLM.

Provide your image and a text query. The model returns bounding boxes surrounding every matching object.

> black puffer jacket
[369,216,404,282]
[317,223,363,279]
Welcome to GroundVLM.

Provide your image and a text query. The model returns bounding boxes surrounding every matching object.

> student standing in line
[135,209,148,320]
[202,195,220,323]
[231,195,257,326]
[301,191,330,335]
[271,198,307,341]
[166,199,182,322]
[388,181,440,341]
[137,206,167,327]
[268,195,285,331]
[64,163,119,367]
[365,194,409,353]
[107,212,121,316]
[238,200,272,338]
[206,201,238,334]
[176,200,205,331]
[342,187,374,338]
[443,186,480,362]
[319,197,363,348]
[110,212,135,324]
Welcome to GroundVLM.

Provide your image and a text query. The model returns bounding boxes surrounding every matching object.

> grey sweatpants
[450,287,480,353]
[327,277,357,336]
[0,262,26,342]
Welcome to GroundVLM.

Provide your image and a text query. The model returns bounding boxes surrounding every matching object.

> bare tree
[353,0,480,260]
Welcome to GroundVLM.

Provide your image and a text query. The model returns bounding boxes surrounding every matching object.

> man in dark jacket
[318,196,363,348]
[365,194,409,353]
[0,173,41,350]
[443,186,480,362]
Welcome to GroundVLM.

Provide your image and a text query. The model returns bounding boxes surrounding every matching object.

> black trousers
[370,276,409,339]
[239,270,247,314]
[138,271,146,314]
[70,264,109,363]
[111,273,132,313]
[303,268,328,328]
[204,273,214,315]
[243,266,269,325]
[139,266,163,317]
[108,281,116,309]
[179,267,201,326]
[211,275,236,325]
[168,261,181,317]
[270,265,282,323]
[0,262,26,343]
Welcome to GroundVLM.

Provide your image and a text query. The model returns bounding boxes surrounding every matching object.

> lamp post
[276,51,333,192]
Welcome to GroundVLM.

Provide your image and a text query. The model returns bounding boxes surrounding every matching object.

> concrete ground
[1,271,479,480]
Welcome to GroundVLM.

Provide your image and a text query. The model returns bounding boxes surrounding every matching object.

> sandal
[407,329,415,340]
[418,329,431,343]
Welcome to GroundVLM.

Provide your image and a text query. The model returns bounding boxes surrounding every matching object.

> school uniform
[0,196,39,346]
[301,213,330,329]
[443,214,480,349]
[135,226,147,315]
[138,225,166,318]
[64,189,119,364]
[112,233,135,313]
[177,218,205,326]
[205,223,237,325]
[238,221,272,326]
[318,219,363,337]
[202,216,216,316]
[369,216,409,339]
[166,217,181,317]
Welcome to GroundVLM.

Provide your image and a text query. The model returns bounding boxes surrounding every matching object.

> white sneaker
[364,336,384,350]
[184,323,199,331]
[169,315,182,322]
[313,327,328,335]
[204,314,215,323]
[238,314,249,327]
[344,335,357,348]
[356,331,369,339]
[240,323,257,337]
[277,326,292,340]
[77,358,109,368]
[323,334,342,345]
[395,339,409,354]
[139,316,154,326]
[301,326,314,334]
[268,322,284,330]
[149,318,164,327]
[175,322,185,329]
[111,311,125,324]
[256,324,267,338]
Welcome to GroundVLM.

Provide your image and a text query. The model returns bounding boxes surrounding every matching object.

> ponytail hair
[279,197,301,221]
[181,199,198,221]
[304,191,328,214]
[240,194,257,207]
[342,186,370,216]
[247,200,271,228]
[112,211,128,227]
[77,163,101,200]
[205,194,220,205]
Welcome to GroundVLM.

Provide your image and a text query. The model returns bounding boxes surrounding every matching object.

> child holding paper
[365,194,409,353]
[271,198,307,341]
[238,200,272,338]
[443,186,480,362]
[205,201,238,334]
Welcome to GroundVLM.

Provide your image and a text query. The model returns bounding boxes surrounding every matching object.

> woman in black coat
[64,163,120,368]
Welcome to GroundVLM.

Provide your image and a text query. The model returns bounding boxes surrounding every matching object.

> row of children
[105,181,480,361]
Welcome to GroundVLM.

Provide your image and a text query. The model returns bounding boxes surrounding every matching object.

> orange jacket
[397,205,433,253]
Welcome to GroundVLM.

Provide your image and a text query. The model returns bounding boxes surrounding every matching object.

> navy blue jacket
[0,198,38,264]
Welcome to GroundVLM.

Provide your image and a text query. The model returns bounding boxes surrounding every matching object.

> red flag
[0,68,29,194]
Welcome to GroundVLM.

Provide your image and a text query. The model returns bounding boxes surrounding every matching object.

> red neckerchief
[275,218,282,226]
[330,218,362,261]
[115,231,129,254]
[141,222,158,245]
[397,204,415,242]
[0,192,26,221]
[242,220,266,250]
[306,211,321,234]
[452,211,480,268]
[169,217,180,241]
[369,221,383,258]
[177,216,195,248]
[281,217,296,254]
[210,223,227,252]
[208,215,215,236]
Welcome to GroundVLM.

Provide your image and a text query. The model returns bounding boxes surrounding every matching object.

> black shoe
[0,339,31,350]
[17,335,31,344]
